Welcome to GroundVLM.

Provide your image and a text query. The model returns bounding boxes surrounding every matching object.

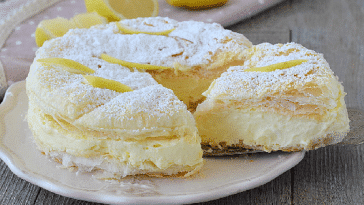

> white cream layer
[28,103,203,176]
[195,99,349,151]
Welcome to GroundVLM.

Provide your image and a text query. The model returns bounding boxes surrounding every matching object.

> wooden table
[1,0,363,204]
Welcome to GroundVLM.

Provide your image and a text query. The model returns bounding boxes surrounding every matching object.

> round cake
[26,17,350,177]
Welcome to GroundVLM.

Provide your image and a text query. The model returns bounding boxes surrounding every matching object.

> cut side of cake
[27,83,203,177]
[194,43,350,153]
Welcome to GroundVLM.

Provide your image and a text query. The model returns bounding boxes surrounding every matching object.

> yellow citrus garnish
[116,22,175,35]
[83,75,133,93]
[166,0,228,10]
[37,58,95,74]
[101,54,171,70]
[35,17,76,47]
[71,12,108,29]
[85,0,159,22]
[35,12,107,47]
[244,59,308,72]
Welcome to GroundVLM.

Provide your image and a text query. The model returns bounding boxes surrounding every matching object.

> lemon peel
[166,0,228,10]
[85,0,159,22]
[116,22,175,35]
[101,54,171,70]
[83,75,133,93]
[35,27,54,47]
[244,59,308,72]
[37,58,95,74]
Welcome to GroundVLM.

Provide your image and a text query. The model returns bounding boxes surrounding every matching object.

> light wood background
[0,0,363,204]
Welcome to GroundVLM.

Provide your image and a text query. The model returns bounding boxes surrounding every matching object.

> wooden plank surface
[0,0,363,204]
[228,1,364,205]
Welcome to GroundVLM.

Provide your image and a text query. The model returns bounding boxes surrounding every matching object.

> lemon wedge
[83,75,133,93]
[101,54,171,70]
[35,17,76,47]
[116,22,175,35]
[37,58,95,74]
[71,12,108,29]
[166,0,228,10]
[244,59,308,72]
[35,12,107,47]
[85,0,159,22]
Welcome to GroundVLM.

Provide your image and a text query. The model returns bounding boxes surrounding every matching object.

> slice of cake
[194,43,350,153]
[27,82,203,177]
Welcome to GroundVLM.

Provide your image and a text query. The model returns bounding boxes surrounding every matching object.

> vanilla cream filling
[195,99,349,151]
[28,104,203,172]
[151,74,211,109]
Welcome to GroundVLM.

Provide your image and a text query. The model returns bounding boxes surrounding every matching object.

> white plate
[0,81,305,204]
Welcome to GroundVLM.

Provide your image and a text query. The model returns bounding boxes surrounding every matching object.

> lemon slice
[244,59,308,72]
[83,75,133,93]
[116,22,175,35]
[101,54,171,70]
[35,12,107,47]
[71,12,108,29]
[166,0,228,10]
[35,17,76,47]
[85,0,159,22]
[37,58,95,74]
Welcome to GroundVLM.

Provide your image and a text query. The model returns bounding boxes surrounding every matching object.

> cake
[27,15,349,174]
[194,43,350,153]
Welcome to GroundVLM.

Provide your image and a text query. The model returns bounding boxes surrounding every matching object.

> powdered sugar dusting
[98,84,188,119]
[28,17,251,119]
[38,17,250,68]
[204,43,336,100]
[26,16,254,126]
[121,17,177,32]
[75,84,193,132]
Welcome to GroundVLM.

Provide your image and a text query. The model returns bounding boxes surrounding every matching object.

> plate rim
[0,81,305,204]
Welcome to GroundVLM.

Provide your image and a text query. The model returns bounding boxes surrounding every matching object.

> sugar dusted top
[32,17,254,123]
[203,43,339,101]
[28,17,252,122]
[37,17,251,70]
[74,84,198,138]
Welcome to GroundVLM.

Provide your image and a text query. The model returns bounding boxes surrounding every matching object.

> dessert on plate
[26,15,350,173]
[194,43,350,153]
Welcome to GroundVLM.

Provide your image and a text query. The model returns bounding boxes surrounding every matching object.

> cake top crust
[36,17,251,70]
[73,84,197,137]
[32,17,248,124]
[28,17,252,122]
[203,42,340,101]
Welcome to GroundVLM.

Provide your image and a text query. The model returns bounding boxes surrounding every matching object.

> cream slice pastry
[25,17,233,178]
[194,43,350,153]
